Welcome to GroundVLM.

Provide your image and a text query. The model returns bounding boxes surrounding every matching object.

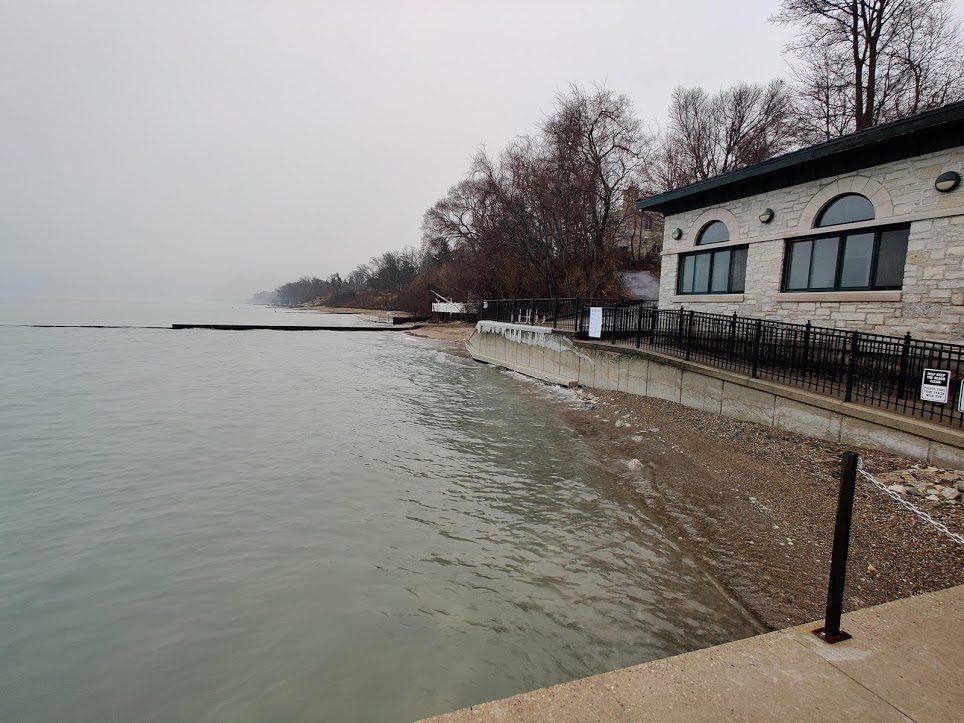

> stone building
[636,102,964,343]
[616,187,664,262]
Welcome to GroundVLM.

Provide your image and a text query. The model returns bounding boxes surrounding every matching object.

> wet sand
[407,323,475,343]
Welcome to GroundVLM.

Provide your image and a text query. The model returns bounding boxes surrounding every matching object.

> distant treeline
[270,248,422,308]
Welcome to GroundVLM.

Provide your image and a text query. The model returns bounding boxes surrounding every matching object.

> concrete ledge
[776,290,902,302]
[422,585,964,723]
[670,293,745,303]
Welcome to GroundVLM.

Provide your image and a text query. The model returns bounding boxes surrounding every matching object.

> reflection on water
[0,302,754,722]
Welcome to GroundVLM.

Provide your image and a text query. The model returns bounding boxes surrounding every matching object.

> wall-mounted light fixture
[935,171,961,193]
[671,228,683,240]
[759,208,775,224]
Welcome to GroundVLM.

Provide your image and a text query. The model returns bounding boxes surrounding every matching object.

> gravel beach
[560,389,964,630]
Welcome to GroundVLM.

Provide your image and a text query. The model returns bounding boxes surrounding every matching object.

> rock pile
[876,466,964,506]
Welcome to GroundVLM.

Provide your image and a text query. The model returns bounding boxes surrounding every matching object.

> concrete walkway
[422,585,964,722]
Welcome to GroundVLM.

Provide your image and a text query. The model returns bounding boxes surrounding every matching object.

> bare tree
[774,0,964,140]
[420,86,648,298]
[649,80,799,190]
[541,86,649,293]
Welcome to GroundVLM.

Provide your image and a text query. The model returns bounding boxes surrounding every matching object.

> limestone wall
[469,321,964,467]
[657,147,964,343]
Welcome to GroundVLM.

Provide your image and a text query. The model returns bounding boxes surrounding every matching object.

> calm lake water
[0,300,754,722]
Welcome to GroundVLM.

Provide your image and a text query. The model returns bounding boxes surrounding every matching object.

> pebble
[926,494,941,502]
[886,484,906,494]
[941,488,961,500]
[626,458,643,470]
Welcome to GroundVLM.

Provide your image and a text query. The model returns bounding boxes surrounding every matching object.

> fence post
[895,332,912,401]
[802,321,812,379]
[685,309,695,361]
[677,309,685,351]
[649,306,658,346]
[751,319,763,378]
[727,312,737,359]
[845,330,860,403]
[530,296,535,325]
[635,304,645,348]
[511,298,517,324]
[552,296,559,329]
[814,451,858,644]
[611,307,618,343]
[575,296,582,335]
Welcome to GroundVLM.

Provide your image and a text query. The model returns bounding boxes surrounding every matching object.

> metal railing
[480,298,964,428]
[478,297,657,334]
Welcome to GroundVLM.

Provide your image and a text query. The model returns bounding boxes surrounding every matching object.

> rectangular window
[783,225,909,292]
[839,233,874,288]
[693,253,711,293]
[809,237,839,288]
[874,229,909,287]
[729,248,747,293]
[679,255,694,293]
[786,241,812,290]
[710,250,730,292]
[677,246,748,295]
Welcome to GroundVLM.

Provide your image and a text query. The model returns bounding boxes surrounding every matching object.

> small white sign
[588,307,603,339]
[921,368,951,403]
[958,381,964,413]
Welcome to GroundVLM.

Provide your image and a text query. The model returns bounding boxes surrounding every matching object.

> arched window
[815,193,875,228]
[696,220,729,245]
[785,191,907,292]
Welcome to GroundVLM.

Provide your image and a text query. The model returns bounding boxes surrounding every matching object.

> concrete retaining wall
[469,320,964,466]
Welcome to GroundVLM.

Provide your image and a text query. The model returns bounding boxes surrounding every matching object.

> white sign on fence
[920,368,951,403]
[959,381,964,413]
[588,307,603,339]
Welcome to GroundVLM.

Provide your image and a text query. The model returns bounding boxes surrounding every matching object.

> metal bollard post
[813,451,858,644]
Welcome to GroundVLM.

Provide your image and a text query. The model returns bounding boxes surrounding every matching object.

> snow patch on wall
[474,320,594,364]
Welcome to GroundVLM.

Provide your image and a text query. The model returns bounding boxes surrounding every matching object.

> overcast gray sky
[1,0,939,300]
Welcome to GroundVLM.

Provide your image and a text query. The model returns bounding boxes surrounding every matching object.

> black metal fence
[480,297,964,428]
[478,297,657,333]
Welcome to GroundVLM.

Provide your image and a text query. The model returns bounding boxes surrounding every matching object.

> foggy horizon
[4,1,955,301]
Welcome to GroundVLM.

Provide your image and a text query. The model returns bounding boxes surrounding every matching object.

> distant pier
[4,323,418,331]
[170,323,417,331]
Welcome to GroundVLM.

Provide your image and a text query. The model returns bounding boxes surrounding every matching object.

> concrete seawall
[468,321,964,466]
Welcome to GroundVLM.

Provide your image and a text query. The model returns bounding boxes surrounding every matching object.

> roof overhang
[636,102,964,216]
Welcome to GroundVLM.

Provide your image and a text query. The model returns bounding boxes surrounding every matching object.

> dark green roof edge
[636,101,964,215]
